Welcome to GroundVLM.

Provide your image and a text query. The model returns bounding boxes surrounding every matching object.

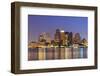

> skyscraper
[54,29,61,45]
[68,32,73,45]
[60,30,66,45]
[65,32,69,46]
[73,33,81,44]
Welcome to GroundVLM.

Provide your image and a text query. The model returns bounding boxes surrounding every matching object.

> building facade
[39,32,51,45]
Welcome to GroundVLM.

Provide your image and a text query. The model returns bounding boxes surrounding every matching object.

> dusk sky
[28,15,88,43]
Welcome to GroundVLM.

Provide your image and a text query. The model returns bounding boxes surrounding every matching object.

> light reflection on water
[28,47,87,60]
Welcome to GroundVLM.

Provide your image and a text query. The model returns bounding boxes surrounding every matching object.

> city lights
[28,29,87,48]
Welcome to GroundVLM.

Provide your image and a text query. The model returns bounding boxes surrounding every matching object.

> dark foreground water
[28,47,87,60]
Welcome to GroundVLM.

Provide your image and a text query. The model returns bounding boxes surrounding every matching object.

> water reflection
[28,47,87,60]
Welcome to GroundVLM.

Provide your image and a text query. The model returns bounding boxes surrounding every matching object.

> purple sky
[28,15,88,43]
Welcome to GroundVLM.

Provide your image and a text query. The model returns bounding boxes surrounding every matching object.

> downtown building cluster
[28,29,88,60]
[28,29,87,48]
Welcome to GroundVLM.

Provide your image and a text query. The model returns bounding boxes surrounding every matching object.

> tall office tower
[73,33,81,44]
[65,32,69,46]
[68,32,73,46]
[54,29,61,45]
[59,30,66,59]
[60,30,66,45]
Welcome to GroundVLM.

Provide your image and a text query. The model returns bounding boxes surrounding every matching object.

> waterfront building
[39,32,51,45]
[60,30,66,45]
[28,41,38,48]
[65,32,69,46]
[54,29,61,45]
[68,32,73,46]
[73,33,81,44]
[81,38,88,46]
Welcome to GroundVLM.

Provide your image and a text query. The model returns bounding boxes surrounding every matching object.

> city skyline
[28,15,88,43]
